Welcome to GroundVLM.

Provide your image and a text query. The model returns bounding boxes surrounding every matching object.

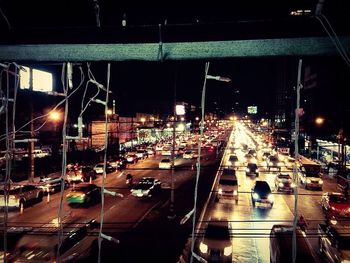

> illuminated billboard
[20,66,53,92]
[247,106,257,114]
[175,105,185,115]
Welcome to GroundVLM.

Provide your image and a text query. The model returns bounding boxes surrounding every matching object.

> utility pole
[28,68,35,182]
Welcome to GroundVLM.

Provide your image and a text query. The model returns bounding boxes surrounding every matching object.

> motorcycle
[126,174,133,187]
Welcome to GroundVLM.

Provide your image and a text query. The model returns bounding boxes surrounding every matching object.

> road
[1,144,223,262]
[187,123,338,263]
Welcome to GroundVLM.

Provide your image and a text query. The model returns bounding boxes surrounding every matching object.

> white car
[131,177,161,198]
[159,158,172,169]
[183,151,194,159]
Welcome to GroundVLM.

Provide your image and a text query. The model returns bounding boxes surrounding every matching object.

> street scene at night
[1,0,350,262]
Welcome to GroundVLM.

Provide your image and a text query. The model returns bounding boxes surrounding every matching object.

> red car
[321,192,350,219]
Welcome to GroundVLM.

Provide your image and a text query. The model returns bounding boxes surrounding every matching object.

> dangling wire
[190,61,210,263]
[98,63,111,263]
[57,63,69,263]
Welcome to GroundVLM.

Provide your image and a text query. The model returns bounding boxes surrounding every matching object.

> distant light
[106,109,113,115]
[195,117,199,121]
[177,123,185,131]
[49,111,61,122]
[180,117,185,121]
[315,117,325,125]
[140,117,146,123]
[176,105,185,115]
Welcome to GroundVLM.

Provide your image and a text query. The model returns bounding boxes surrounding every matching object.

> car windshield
[0,187,22,195]
[219,179,237,186]
[229,156,238,161]
[71,186,88,192]
[134,182,153,190]
[205,223,230,240]
[278,174,291,179]
[255,182,271,194]
[185,151,192,154]
[248,163,257,169]
[96,165,103,168]
[330,195,348,203]
[269,156,278,162]
[161,159,170,163]
[223,168,235,175]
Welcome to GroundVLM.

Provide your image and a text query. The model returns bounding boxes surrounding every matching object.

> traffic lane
[4,152,203,226]
[203,169,294,263]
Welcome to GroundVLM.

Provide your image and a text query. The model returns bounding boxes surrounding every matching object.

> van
[216,169,239,204]
[269,225,318,263]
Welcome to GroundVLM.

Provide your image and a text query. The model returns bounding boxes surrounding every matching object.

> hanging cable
[190,61,210,263]
[92,0,101,28]
[292,59,302,263]
[0,6,12,31]
[55,62,71,263]
[314,15,350,67]
[98,63,111,263]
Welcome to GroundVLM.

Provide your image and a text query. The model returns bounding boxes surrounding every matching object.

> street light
[48,110,61,122]
[315,117,325,126]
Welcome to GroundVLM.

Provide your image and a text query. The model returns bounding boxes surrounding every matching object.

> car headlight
[306,179,311,184]
[227,161,232,165]
[278,162,284,166]
[291,183,296,188]
[144,190,150,195]
[224,245,232,256]
[246,168,250,172]
[235,161,239,166]
[199,242,208,254]
[319,180,323,184]
[233,190,237,196]
[331,206,335,210]
[268,194,274,202]
[218,189,223,195]
[256,168,259,172]
[278,182,284,187]
[253,193,259,200]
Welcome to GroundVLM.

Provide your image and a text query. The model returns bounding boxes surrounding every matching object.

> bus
[297,155,323,190]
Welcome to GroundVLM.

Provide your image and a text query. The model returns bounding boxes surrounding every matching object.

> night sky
[1,0,350,137]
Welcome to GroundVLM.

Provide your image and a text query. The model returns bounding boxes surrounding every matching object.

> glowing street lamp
[315,117,325,125]
[48,111,61,122]
[106,109,112,115]
[140,117,146,125]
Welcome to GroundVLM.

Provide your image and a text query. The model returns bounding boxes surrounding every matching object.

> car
[130,177,161,198]
[159,158,172,169]
[251,181,274,208]
[267,155,282,171]
[39,176,70,194]
[270,225,317,263]
[274,173,295,193]
[246,163,259,176]
[284,156,295,170]
[67,166,96,183]
[321,192,350,219]
[183,150,194,159]
[318,222,350,263]
[262,151,271,160]
[243,153,254,164]
[0,185,44,209]
[66,184,101,206]
[216,173,239,203]
[197,218,232,263]
[125,154,138,164]
[136,149,148,159]
[161,147,172,156]
[227,154,239,168]
[146,147,155,156]
[109,157,127,170]
[248,149,257,157]
[93,163,115,175]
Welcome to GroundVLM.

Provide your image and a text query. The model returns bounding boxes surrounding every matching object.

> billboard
[247,106,257,114]
[20,66,53,92]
